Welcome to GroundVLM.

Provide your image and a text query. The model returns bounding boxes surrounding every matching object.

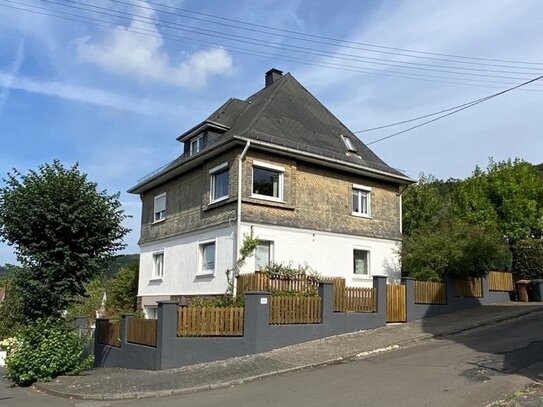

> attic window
[190,134,205,156]
[342,135,357,153]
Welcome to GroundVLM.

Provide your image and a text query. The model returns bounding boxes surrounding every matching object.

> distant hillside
[106,254,139,277]
[0,254,139,280]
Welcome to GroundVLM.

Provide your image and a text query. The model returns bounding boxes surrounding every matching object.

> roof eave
[232,135,415,185]
[176,120,230,142]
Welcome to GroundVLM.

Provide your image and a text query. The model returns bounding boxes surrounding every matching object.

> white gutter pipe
[233,140,251,296]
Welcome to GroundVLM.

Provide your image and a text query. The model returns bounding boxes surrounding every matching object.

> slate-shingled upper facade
[130,69,413,316]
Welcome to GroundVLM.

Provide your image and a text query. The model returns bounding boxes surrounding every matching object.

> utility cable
[364,75,543,145]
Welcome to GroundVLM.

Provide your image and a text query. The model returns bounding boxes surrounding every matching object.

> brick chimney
[265,68,283,87]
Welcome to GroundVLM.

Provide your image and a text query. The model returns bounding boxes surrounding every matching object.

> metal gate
[386,284,406,322]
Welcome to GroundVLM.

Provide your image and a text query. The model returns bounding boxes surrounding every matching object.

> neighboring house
[129,69,414,317]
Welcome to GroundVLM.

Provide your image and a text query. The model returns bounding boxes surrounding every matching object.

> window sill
[196,271,215,278]
[250,194,284,203]
[149,277,163,282]
[152,218,166,225]
[210,195,229,205]
[243,197,295,210]
[351,213,372,219]
[203,196,236,211]
[352,275,371,280]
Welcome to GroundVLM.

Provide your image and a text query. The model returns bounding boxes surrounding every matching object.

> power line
[364,75,543,145]
[38,0,542,81]
[110,0,543,72]
[135,0,543,68]
[2,0,542,92]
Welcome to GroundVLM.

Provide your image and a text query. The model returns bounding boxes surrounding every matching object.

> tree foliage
[401,223,512,281]
[402,159,542,279]
[511,238,543,280]
[106,264,139,318]
[0,160,129,320]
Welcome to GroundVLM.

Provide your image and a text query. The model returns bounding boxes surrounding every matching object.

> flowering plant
[0,337,18,353]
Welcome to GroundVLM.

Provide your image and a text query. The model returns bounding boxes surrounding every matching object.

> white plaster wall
[240,223,401,288]
[138,225,235,298]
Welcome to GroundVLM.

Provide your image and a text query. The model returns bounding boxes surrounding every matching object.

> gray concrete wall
[94,274,512,370]
[95,276,387,370]
[403,275,512,322]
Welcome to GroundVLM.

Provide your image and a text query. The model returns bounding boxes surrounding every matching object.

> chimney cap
[265,68,283,87]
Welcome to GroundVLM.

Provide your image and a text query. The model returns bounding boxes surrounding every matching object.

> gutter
[233,140,251,295]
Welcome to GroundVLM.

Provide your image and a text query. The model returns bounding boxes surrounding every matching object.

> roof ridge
[238,74,290,138]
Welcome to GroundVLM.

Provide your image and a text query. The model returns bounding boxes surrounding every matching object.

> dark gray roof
[205,73,404,176]
[130,71,411,193]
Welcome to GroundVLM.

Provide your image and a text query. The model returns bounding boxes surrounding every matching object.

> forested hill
[0,254,139,280]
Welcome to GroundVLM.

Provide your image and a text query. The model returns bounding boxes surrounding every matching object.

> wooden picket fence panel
[488,271,514,291]
[454,277,483,298]
[386,285,406,322]
[335,287,376,312]
[96,320,121,347]
[127,318,157,347]
[415,281,447,305]
[237,272,322,295]
[177,306,244,337]
[269,296,322,324]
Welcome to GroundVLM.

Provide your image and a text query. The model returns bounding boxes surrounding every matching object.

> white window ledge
[351,212,372,219]
[210,195,229,205]
[250,194,285,203]
[196,271,215,278]
[152,218,166,225]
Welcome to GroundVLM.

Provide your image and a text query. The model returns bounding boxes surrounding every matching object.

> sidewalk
[35,303,543,401]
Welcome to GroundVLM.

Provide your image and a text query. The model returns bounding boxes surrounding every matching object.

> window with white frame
[153,193,166,222]
[152,251,164,279]
[210,163,229,203]
[190,134,205,156]
[200,241,216,275]
[352,185,371,216]
[353,249,369,276]
[252,161,284,200]
[255,240,273,270]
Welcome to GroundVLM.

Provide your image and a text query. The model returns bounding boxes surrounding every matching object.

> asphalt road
[2,312,542,407]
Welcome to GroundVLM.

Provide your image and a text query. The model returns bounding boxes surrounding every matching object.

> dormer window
[342,135,357,153]
[190,134,205,156]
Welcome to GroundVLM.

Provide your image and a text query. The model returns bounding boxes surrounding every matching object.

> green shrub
[511,238,543,280]
[259,261,321,281]
[402,223,511,280]
[189,295,244,308]
[5,318,93,386]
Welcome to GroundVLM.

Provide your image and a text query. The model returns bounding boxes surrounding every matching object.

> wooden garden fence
[96,319,121,347]
[454,277,483,298]
[335,287,376,312]
[488,271,514,291]
[414,281,447,305]
[269,296,322,324]
[237,272,322,295]
[127,318,157,347]
[177,306,244,337]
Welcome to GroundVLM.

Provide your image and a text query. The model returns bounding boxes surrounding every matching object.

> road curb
[33,306,543,401]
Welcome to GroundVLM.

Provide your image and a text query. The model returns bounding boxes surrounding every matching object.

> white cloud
[0,40,24,117]
[76,2,233,89]
[0,72,180,115]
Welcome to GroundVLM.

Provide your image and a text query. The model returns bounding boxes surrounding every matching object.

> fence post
[481,275,490,302]
[373,275,387,323]
[443,275,456,304]
[243,291,271,353]
[318,282,334,323]
[156,300,178,370]
[120,314,133,346]
[401,277,415,322]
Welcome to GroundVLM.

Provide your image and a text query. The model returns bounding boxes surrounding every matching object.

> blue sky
[1,0,542,265]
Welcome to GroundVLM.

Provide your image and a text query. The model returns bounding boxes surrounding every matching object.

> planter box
[0,350,6,367]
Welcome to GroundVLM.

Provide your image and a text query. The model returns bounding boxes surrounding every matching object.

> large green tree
[452,159,543,242]
[0,160,129,320]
